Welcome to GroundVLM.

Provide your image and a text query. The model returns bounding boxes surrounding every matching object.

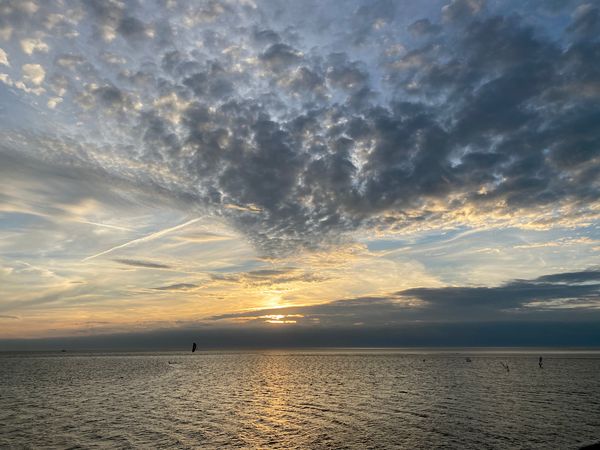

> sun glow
[260,314,303,324]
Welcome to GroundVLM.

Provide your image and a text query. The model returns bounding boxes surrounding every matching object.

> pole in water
[539,356,543,368]
[192,342,197,353]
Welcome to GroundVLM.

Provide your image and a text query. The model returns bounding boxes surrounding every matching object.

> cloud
[535,269,600,284]
[351,0,397,44]
[0,0,598,346]
[210,267,327,286]
[20,37,49,55]
[113,259,172,269]
[83,218,201,261]
[210,268,600,326]
[21,63,45,85]
[117,16,152,42]
[47,97,62,109]
[442,0,485,22]
[568,4,600,38]
[82,0,125,42]
[408,19,441,36]
[0,284,93,314]
[0,0,598,260]
[0,48,9,66]
[397,269,600,317]
[151,283,197,290]
[260,43,302,70]
[174,231,233,243]
[92,85,126,109]
[210,296,406,326]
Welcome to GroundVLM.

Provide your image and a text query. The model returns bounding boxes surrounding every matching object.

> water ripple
[1,351,599,449]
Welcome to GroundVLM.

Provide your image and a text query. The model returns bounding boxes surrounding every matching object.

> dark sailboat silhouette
[192,342,197,353]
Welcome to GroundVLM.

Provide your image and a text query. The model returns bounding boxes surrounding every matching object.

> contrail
[77,220,134,232]
[82,217,201,262]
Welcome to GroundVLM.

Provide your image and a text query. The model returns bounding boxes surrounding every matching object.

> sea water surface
[1,349,599,449]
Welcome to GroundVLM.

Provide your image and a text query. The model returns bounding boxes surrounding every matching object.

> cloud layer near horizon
[210,268,600,326]
[3,267,600,349]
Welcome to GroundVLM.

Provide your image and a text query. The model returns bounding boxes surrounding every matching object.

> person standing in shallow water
[539,356,543,368]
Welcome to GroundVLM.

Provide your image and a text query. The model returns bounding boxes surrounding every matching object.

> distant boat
[192,342,197,353]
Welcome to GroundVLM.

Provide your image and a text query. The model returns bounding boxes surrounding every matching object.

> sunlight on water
[1,350,599,449]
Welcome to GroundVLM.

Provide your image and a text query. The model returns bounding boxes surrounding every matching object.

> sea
[1,349,599,449]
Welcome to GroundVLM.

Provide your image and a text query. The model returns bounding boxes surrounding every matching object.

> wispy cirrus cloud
[113,259,172,270]
[151,283,198,291]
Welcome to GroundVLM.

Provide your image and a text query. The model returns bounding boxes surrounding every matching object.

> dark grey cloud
[351,0,397,45]
[442,0,484,22]
[82,0,147,43]
[397,269,600,319]
[408,19,441,37]
[93,85,125,109]
[535,270,600,284]
[260,43,302,70]
[113,259,172,269]
[117,16,150,42]
[286,66,326,97]
[398,273,600,319]
[252,28,280,45]
[181,64,235,100]
[326,54,369,92]
[567,5,600,39]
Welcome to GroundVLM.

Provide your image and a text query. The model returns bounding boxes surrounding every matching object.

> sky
[0,0,599,349]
